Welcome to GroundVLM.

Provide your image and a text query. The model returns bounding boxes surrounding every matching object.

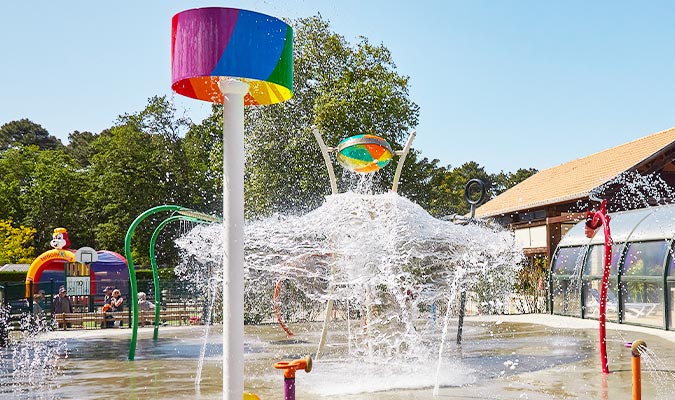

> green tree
[117,96,194,208]
[183,104,223,215]
[492,168,538,196]
[0,119,63,151]
[83,96,196,266]
[0,220,36,264]
[84,124,164,259]
[242,15,419,218]
[406,161,538,218]
[0,146,40,223]
[20,149,88,251]
[397,153,443,211]
[66,130,97,167]
[419,161,493,217]
[117,95,191,140]
[0,145,87,253]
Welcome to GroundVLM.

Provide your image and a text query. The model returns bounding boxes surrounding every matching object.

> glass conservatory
[550,203,675,330]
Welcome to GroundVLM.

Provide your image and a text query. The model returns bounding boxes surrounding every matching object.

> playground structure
[312,128,416,195]
[455,178,488,346]
[24,227,128,305]
[268,128,418,357]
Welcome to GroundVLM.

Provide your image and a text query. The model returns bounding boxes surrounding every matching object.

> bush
[0,271,28,284]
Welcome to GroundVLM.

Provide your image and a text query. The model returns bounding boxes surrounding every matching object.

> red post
[585,199,612,374]
[274,278,294,337]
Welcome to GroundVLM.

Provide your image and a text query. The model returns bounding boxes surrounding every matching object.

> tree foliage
[21,149,87,249]
[66,130,96,167]
[0,220,36,264]
[0,146,40,224]
[82,96,197,265]
[0,118,63,151]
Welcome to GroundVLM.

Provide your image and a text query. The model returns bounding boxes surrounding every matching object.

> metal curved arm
[312,127,338,195]
[391,131,416,193]
[126,205,220,361]
[126,205,185,360]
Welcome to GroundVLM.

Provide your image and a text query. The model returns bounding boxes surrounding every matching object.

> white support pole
[315,297,334,359]
[312,127,338,195]
[391,131,417,193]
[219,78,249,400]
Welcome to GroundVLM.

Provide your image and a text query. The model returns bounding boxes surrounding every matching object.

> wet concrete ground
[10,314,675,399]
[245,314,675,399]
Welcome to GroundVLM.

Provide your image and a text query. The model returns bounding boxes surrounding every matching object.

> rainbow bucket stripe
[171,7,293,105]
[337,135,393,173]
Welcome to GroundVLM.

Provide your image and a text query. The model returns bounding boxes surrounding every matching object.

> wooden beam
[523,247,547,256]
[546,213,586,224]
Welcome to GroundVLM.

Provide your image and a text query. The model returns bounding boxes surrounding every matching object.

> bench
[54,309,197,330]
[54,312,125,330]
[138,310,194,326]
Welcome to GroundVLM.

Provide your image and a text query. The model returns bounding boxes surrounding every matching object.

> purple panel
[92,251,129,294]
[172,7,239,83]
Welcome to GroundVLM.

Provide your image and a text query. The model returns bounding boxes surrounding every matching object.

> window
[668,249,675,277]
[552,247,584,275]
[622,241,668,277]
[621,241,666,327]
[583,244,623,277]
[552,247,585,317]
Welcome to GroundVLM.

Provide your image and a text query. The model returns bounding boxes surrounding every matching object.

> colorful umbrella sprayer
[336,134,394,173]
[171,7,293,105]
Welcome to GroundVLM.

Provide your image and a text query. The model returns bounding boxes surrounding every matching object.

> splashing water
[177,191,523,369]
[0,308,68,399]
[587,171,675,211]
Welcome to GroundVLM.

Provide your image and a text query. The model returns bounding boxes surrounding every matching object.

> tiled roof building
[475,126,675,260]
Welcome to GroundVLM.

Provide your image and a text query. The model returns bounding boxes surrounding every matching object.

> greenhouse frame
[550,203,675,330]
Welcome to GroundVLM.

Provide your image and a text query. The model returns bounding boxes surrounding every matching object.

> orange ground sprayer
[624,340,647,400]
[274,355,312,400]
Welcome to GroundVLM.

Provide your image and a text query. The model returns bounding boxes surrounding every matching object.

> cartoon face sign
[50,228,71,250]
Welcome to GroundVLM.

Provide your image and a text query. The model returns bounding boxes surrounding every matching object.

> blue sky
[2,1,675,173]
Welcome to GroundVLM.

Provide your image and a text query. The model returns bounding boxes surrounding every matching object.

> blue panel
[211,9,287,80]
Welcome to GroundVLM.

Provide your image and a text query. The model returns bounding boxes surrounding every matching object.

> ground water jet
[0,309,67,399]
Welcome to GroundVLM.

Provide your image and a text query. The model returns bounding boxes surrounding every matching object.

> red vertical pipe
[586,200,612,374]
[599,213,612,374]
[274,278,294,337]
